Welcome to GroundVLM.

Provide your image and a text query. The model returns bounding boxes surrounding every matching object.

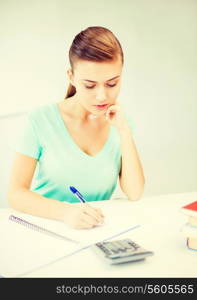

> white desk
[1,192,197,278]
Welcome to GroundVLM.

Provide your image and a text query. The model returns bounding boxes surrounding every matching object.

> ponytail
[64,83,76,99]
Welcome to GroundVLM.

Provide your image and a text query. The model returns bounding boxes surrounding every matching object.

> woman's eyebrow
[82,75,120,83]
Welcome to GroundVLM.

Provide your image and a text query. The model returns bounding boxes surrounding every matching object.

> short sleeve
[14,114,42,160]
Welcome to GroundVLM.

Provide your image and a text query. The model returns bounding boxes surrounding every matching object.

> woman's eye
[107,84,117,87]
[85,85,95,89]
[85,84,117,89]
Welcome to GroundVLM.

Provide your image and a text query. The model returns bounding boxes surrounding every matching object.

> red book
[181,201,197,218]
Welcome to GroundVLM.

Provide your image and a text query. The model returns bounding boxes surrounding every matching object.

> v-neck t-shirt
[15,102,135,203]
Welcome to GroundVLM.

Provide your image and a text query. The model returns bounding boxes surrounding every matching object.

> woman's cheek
[110,87,120,101]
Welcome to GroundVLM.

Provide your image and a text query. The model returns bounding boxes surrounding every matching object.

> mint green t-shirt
[15,103,134,203]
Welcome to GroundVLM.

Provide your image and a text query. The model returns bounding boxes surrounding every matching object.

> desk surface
[1,192,197,278]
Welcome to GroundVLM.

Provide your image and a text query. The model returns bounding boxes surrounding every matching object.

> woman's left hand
[105,101,129,132]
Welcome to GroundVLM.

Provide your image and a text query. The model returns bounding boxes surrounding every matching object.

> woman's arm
[119,127,145,201]
[105,103,145,201]
[7,153,104,227]
[7,153,68,221]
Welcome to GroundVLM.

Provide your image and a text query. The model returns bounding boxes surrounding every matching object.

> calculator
[91,238,154,264]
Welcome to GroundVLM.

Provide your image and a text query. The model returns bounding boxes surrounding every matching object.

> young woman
[8,26,145,229]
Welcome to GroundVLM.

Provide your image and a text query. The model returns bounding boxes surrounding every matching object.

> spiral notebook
[0,202,140,277]
[8,214,79,244]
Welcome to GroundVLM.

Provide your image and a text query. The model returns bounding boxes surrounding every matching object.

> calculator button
[132,243,140,249]
[123,246,135,252]
[117,241,133,250]
[101,247,111,255]
[105,243,119,253]
[96,243,111,256]
[107,247,119,253]
[113,241,127,251]
[127,241,139,248]
[120,240,133,248]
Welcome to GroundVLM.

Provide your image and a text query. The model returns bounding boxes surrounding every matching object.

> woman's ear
[67,69,75,86]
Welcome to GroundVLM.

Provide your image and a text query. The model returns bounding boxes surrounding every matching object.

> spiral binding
[9,214,78,244]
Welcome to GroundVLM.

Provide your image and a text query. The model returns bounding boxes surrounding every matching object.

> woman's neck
[61,96,107,125]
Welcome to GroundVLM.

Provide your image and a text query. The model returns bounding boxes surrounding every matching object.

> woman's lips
[94,104,108,110]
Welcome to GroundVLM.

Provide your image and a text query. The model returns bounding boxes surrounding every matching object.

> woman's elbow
[7,190,16,208]
[126,185,145,201]
[7,188,24,209]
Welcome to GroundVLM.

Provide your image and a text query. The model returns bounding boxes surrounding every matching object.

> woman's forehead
[74,59,122,82]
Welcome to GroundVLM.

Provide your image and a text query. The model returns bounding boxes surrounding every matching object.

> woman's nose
[95,87,107,102]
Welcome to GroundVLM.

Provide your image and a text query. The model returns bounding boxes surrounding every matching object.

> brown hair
[65,26,124,99]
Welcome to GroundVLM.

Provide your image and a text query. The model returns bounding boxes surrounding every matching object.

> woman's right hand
[62,203,105,229]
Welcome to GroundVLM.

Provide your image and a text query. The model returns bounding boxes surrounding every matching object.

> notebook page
[7,202,139,245]
[0,213,79,277]
[0,201,139,277]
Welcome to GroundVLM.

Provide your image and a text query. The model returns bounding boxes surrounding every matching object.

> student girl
[8,26,145,229]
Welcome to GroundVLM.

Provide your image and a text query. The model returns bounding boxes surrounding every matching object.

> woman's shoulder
[27,102,57,122]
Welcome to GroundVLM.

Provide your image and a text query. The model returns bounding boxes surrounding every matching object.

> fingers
[81,213,99,228]
[95,207,105,218]
[67,203,105,229]
[83,204,105,225]
[76,219,93,229]
[95,207,105,222]
[105,104,120,121]
[73,211,102,229]
[107,104,120,113]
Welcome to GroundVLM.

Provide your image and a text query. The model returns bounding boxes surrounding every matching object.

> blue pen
[69,186,86,203]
